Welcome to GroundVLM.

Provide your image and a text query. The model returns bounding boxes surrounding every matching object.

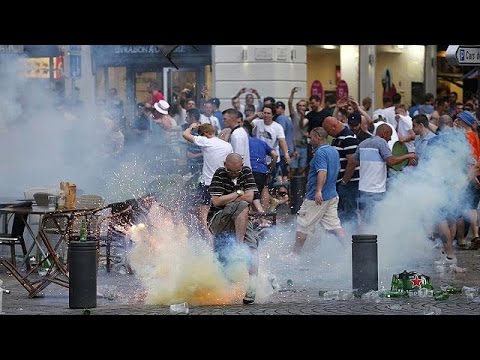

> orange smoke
[127,202,248,305]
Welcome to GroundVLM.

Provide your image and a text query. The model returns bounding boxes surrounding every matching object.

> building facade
[2,45,444,118]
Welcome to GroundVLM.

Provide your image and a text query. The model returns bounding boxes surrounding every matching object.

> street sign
[446,45,480,66]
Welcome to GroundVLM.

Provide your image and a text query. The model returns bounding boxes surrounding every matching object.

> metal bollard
[69,240,97,309]
[352,234,378,295]
[290,175,306,214]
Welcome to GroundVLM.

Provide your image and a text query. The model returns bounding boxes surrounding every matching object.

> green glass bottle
[434,292,449,301]
[445,287,462,294]
[79,220,87,242]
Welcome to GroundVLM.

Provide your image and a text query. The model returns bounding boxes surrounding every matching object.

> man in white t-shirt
[182,122,233,244]
[373,96,397,128]
[222,108,251,169]
[200,101,221,136]
[394,104,415,153]
[251,104,290,166]
[249,104,291,210]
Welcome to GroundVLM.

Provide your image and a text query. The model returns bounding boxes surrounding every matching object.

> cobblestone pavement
[1,264,480,315]
[1,208,480,316]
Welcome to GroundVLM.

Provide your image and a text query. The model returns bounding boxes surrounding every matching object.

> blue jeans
[337,181,359,223]
[358,191,385,225]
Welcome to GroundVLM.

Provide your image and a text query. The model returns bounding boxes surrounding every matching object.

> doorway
[163,68,204,106]
[134,71,162,105]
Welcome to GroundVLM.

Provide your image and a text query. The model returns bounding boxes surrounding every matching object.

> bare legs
[292,228,346,255]
[437,220,456,258]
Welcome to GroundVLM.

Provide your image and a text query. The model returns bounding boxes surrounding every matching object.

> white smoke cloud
[251,129,473,294]
[364,128,471,284]
[0,48,163,204]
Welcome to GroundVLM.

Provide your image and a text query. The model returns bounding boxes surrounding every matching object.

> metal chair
[97,197,153,273]
[0,213,28,268]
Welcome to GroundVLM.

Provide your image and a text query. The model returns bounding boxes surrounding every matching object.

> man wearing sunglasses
[208,153,259,304]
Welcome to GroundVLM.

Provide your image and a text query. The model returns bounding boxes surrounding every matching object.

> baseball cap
[348,113,362,126]
[457,111,476,127]
[275,101,286,109]
[210,97,220,108]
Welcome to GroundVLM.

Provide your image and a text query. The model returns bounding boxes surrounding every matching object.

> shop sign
[336,80,349,101]
[310,80,323,102]
[114,45,163,55]
[0,45,24,53]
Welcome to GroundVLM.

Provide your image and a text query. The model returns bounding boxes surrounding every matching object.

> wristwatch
[236,189,245,197]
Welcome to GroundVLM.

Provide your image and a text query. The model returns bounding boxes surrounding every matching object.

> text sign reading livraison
[446,45,480,66]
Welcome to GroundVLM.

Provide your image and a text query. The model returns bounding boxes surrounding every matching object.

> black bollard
[352,234,378,295]
[69,240,97,309]
[290,175,306,214]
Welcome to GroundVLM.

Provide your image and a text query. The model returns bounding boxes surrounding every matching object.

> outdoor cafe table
[0,205,103,298]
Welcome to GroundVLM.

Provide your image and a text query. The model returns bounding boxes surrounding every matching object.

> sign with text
[0,45,23,53]
[336,80,349,101]
[310,80,323,102]
[446,45,480,66]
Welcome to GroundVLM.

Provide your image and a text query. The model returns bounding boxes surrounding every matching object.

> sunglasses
[225,168,242,174]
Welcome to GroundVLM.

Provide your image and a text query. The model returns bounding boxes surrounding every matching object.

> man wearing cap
[348,112,371,144]
[152,100,179,159]
[153,100,176,129]
[454,111,480,250]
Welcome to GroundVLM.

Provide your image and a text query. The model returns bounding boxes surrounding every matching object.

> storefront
[1,45,64,113]
[22,45,65,101]
[91,45,212,119]
[306,45,428,111]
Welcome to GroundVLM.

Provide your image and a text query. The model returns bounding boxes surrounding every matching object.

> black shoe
[243,287,256,305]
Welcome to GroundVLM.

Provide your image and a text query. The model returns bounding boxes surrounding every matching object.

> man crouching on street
[207,153,259,304]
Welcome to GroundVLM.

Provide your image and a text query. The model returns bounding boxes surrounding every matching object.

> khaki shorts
[296,197,341,235]
[208,201,258,249]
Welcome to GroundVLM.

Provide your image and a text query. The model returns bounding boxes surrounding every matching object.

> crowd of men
[106,83,480,305]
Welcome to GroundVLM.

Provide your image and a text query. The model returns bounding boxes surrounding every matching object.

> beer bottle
[79,220,87,241]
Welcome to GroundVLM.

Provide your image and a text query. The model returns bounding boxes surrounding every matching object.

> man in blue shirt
[292,127,346,254]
